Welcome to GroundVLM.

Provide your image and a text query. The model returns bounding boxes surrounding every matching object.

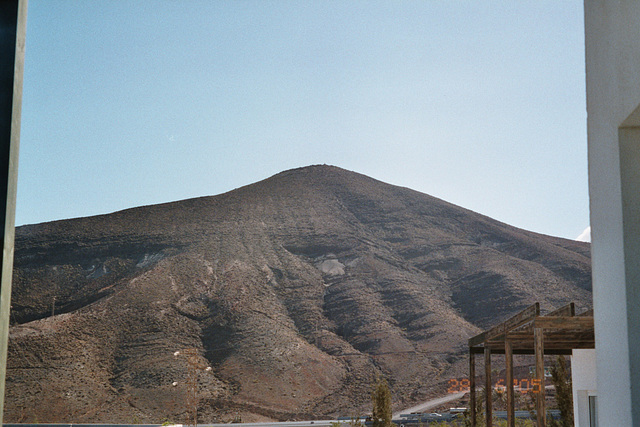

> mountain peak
[5,166,591,423]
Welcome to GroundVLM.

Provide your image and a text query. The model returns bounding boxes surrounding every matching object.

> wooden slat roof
[468,303,595,355]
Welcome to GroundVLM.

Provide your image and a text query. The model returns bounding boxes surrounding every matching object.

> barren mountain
[4,165,591,423]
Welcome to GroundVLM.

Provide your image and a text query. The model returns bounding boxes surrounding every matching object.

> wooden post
[534,327,546,427]
[505,339,515,427]
[485,347,492,427]
[470,349,476,427]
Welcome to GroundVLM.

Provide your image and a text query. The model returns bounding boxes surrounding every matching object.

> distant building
[572,349,596,427]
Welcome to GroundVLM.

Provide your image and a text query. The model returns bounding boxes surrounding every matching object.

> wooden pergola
[468,302,595,427]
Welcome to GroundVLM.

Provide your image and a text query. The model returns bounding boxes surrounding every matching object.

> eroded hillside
[4,165,591,423]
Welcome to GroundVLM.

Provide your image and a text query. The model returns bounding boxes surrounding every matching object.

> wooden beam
[486,303,540,341]
[469,303,540,347]
[498,348,576,356]
[505,340,514,427]
[491,343,594,351]
[511,322,534,333]
[503,333,535,340]
[478,346,577,355]
[503,303,540,330]
[484,324,506,343]
[485,347,492,427]
[534,327,546,427]
[470,346,485,354]
[502,334,595,345]
[469,331,487,347]
[542,338,596,346]
[534,316,594,330]
[547,303,575,317]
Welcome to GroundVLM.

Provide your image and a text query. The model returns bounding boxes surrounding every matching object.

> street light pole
[174,348,213,427]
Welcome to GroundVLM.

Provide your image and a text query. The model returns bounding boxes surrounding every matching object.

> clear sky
[17,0,588,240]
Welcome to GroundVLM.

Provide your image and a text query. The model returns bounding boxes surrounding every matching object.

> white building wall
[584,1,640,426]
[572,349,597,427]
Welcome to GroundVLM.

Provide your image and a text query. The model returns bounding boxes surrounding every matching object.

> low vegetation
[372,377,393,427]
[549,356,573,427]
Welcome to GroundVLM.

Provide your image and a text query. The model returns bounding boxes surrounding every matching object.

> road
[393,391,467,418]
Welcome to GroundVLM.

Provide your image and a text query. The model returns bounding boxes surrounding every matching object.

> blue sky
[18,0,588,240]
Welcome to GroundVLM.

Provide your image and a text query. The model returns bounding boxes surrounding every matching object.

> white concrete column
[618,124,640,425]
[584,1,640,425]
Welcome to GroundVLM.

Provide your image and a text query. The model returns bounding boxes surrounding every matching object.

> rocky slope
[4,165,591,423]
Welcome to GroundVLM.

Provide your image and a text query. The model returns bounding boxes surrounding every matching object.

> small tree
[550,356,573,427]
[465,387,486,427]
[372,377,392,427]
